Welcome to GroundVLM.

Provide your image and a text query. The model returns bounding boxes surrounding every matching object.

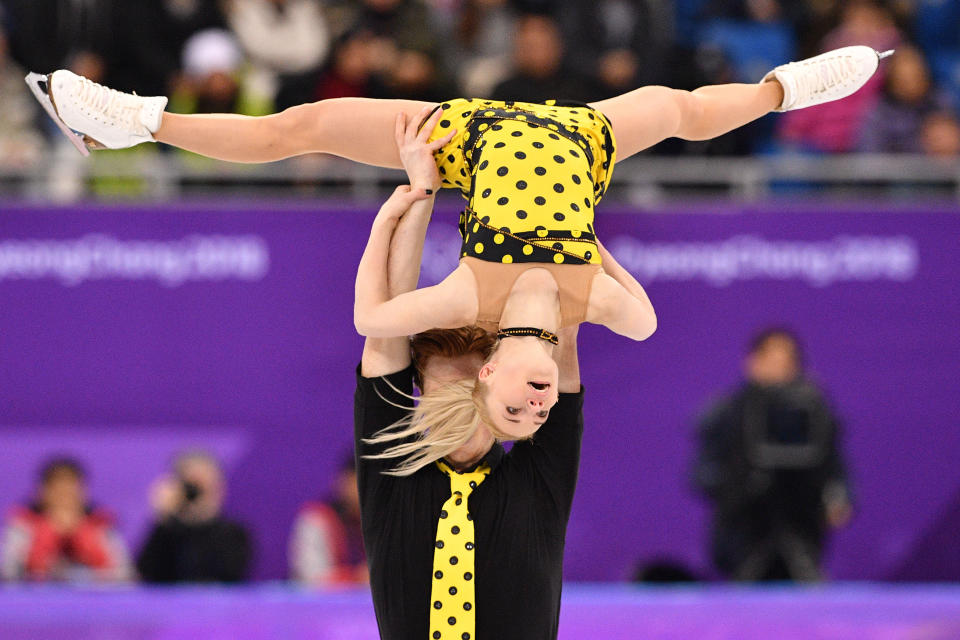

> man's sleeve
[509,388,585,517]
[354,363,417,490]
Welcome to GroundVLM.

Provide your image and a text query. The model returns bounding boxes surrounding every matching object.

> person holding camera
[693,328,853,582]
[136,450,252,583]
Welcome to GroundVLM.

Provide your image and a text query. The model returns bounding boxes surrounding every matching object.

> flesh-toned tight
[153,83,783,168]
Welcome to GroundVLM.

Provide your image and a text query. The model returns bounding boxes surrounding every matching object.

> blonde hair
[364,377,511,477]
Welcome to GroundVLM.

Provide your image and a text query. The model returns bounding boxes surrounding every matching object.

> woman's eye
[536,410,548,418]
[506,407,521,415]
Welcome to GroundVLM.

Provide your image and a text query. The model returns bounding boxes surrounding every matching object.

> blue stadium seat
[699,19,795,83]
[929,50,960,109]
[914,0,960,53]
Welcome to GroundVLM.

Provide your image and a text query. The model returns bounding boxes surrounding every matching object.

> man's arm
[360,194,435,377]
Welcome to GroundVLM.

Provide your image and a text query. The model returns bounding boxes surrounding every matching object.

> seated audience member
[0,26,45,167]
[137,450,252,583]
[491,13,593,103]
[858,46,952,153]
[0,458,131,582]
[289,456,366,586]
[693,328,852,582]
[920,110,960,158]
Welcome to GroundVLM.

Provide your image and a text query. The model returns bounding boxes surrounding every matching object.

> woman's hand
[375,184,432,225]
[395,105,457,192]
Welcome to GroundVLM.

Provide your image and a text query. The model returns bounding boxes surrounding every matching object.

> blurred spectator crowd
[1,0,960,168]
[0,451,366,587]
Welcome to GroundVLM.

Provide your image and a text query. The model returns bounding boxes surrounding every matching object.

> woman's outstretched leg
[589,82,783,161]
[155,98,436,167]
[41,69,435,167]
[591,46,888,161]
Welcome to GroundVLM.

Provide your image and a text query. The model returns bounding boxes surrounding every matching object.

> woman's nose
[527,398,543,408]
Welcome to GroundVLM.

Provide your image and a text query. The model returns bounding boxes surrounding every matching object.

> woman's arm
[587,242,656,341]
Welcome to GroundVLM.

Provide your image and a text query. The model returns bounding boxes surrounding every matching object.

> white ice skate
[762,46,894,112]
[24,70,167,155]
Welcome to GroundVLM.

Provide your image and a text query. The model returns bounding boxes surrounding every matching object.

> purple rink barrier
[1,201,959,583]
[1,584,960,640]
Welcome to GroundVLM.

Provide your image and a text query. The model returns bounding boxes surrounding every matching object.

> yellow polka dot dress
[427,99,617,266]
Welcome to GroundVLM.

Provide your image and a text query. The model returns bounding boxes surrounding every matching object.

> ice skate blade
[24,72,91,157]
[877,49,895,60]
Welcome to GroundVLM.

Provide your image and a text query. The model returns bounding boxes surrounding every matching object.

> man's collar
[444,441,505,475]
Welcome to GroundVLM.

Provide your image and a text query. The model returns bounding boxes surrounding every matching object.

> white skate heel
[762,46,894,112]
[25,72,91,156]
[24,70,167,154]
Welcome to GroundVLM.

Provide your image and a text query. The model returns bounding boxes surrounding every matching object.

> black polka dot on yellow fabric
[534,196,546,206]
[465,542,474,550]
[511,130,523,137]
[553,155,565,164]
[497,166,508,176]
[497,197,509,205]
[435,570,443,579]
[464,572,473,580]
[479,160,488,170]
[449,587,458,595]
[553,242,563,249]
[548,133,560,140]
[481,215,490,223]
[440,120,451,128]
[515,151,526,159]
[448,617,457,625]
[494,141,505,148]
[572,174,581,185]
[533,141,544,149]
[436,540,444,549]
[571,203,580,212]
[481,188,491,198]
[434,632,441,639]
[440,510,448,518]
[534,166,546,176]
[434,601,443,609]
[463,603,472,611]
[569,149,580,157]
[516,210,527,219]
[554,183,564,193]
[516,180,527,190]
[451,526,460,534]
[554,213,565,221]
[584,251,592,260]
[491,124,502,131]
[450,556,459,565]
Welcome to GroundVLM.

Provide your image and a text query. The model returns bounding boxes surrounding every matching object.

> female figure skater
[28,46,889,471]
[352,102,654,474]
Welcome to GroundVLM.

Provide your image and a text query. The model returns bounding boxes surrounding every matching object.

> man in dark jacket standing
[694,328,852,582]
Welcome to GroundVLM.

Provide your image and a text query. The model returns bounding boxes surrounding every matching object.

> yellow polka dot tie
[429,461,490,640]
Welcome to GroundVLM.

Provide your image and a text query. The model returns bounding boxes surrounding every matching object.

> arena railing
[1,153,958,203]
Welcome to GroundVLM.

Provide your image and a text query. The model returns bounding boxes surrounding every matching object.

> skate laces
[75,76,145,133]
[795,54,857,98]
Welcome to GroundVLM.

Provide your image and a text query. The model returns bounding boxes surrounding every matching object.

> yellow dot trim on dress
[430,461,490,640]
[425,98,616,267]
